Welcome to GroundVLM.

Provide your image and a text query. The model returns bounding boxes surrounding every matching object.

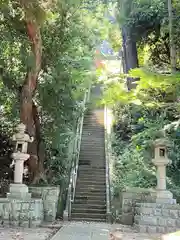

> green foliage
[103,68,180,198]
[116,0,180,67]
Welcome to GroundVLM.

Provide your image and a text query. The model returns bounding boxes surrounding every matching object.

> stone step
[84,116,104,120]
[78,174,106,178]
[74,198,106,205]
[83,124,104,127]
[76,187,106,193]
[81,138,104,141]
[79,154,105,158]
[81,137,104,140]
[83,125,104,129]
[79,161,105,166]
[72,203,106,210]
[84,120,104,124]
[79,155,105,158]
[81,135,104,139]
[79,158,105,161]
[78,171,105,175]
[71,212,106,220]
[76,180,106,185]
[80,147,105,150]
[82,129,104,132]
[79,164,105,167]
[79,153,104,156]
[80,141,105,146]
[75,190,106,196]
[83,125,104,127]
[78,174,106,179]
[72,208,106,214]
[80,147,104,150]
[82,127,104,129]
[71,217,106,222]
[81,141,104,144]
[81,135,104,138]
[78,166,105,170]
[76,183,106,188]
[82,127,104,131]
[75,194,106,200]
[79,153,105,156]
[84,114,104,118]
[79,163,105,167]
[82,133,104,137]
[78,165,105,169]
[78,172,105,176]
[78,165,105,168]
[80,150,104,153]
[80,141,105,145]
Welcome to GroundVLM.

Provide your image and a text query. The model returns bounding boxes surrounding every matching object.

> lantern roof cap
[16,123,26,133]
[153,138,170,147]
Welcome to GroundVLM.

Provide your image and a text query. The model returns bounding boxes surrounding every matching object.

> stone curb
[49,226,63,240]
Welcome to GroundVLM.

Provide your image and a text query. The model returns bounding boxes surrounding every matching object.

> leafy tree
[0,0,105,184]
[116,0,180,69]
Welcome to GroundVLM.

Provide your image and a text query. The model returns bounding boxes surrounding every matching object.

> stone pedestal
[12,152,30,184]
[7,183,31,200]
[8,152,31,200]
[152,157,175,203]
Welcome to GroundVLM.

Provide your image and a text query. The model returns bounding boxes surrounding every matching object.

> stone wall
[0,198,43,227]
[115,187,156,225]
[135,202,180,233]
[29,186,60,222]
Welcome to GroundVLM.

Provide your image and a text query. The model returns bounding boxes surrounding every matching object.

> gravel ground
[0,227,57,240]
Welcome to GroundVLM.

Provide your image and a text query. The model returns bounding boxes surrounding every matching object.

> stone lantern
[7,123,34,199]
[152,138,176,204]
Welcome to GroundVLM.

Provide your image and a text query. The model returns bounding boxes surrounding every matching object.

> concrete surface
[51,221,162,240]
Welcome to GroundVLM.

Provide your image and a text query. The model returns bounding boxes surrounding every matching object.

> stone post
[7,123,33,199]
[13,152,29,184]
[152,138,176,204]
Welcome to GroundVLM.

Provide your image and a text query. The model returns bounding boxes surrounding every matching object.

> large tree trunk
[30,101,46,184]
[122,26,139,90]
[20,13,43,183]
[168,0,176,72]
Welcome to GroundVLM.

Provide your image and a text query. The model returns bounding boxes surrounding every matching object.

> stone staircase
[71,103,107,222]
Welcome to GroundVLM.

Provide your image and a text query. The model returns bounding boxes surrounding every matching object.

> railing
[104,105,113,223]
[63,87,90,220]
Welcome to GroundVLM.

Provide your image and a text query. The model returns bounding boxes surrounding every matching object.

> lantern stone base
[0,198,43,227]
[7,183,32,200]
[156,190,176,204]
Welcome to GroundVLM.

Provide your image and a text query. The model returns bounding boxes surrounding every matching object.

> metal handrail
[104,105,113,222]
[64,87,90,220]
